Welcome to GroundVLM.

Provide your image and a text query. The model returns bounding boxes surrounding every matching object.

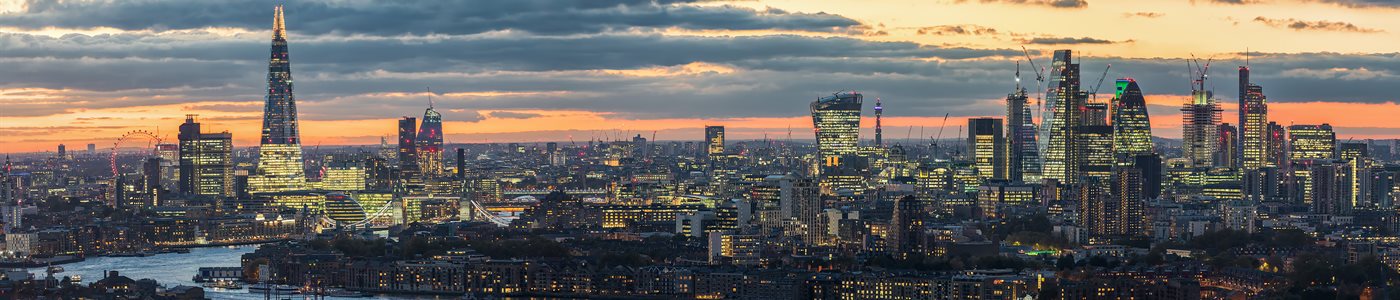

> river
[26,245,460,300]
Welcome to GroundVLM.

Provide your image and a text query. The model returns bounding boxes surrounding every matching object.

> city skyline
[4,0,1400,153]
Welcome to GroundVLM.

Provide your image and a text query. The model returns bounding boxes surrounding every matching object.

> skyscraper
[1110,79,1153,163]
[1240,67,1271,170]
[178,115,233,197]
[1268,122,1287,168]
[968,118,1006,180]
[1182,69,1221,168]
[890,195,923,256]
[1216,123,1239,168]
[416,99,444,176]
[399,117,422,192]
[1288,124,1336,161]
[811,91,862,168]
[1042,50,1083,185]
[1006,88,1040,182]
[705,126,725,159]
[249,6,308,193]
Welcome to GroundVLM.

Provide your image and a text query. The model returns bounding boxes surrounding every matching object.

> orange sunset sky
[2,0,1398,153]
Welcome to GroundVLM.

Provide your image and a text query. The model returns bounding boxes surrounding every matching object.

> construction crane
[1020,46,1047,108]
[933,113,949,156]
[1089,64,1112,102]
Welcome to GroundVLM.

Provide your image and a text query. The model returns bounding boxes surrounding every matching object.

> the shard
[249,5,308,193]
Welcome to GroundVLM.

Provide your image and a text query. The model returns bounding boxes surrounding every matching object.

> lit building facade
[1181,81,1221,168]
[705,126,725,159]
[1110,79,1153,163]
[399,117,423,193]
[967,118,1006,180]
[250,6,308,194]
[1288,124,1336,161]
[1216,123,1239,168]
[1005,88,1040,182]
[1042,50,1083,185]
[177,115,233,197]
[1241,79,1270,170]
[416,103,445,177]
[811,91,862,168]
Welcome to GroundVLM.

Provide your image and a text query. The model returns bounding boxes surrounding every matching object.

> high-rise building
[1005,88,1040,182]
[1182,71,1222,167]
[968,118,1006,180]
[811,91,862,168]
[1288,124,1336,161]
[1134,154,1163,200]
[1240,71,1270,170]
[1216,123,1239,168]
[1110,79,1153,163]
[177,115,233,197]
[1042,50,1083,185]
[1268,122,1287,167]
[57,144,66,158]
[1305,160,1352,215]
[1110,167,1147,237]
[249,6,308,194]
[705,126,725,159]
[398,117,422,192]
[86,143,96,155]
[889,195,923,257]
[416,100,444,176]
[1076,125,1114,182]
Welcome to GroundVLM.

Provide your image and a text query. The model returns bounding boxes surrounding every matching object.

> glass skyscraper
[1241,76,1271,170]
[1182,77,1221,168]
[1042,50,1083,185]
[1289,124,1336,161]
[810,91,862,168]
[177,115,233,197]
[249,5,308,193]
[1005,88,1040,182]
[1110,79,1153,163]
[967,118,1006,180]
[416,103,444,176]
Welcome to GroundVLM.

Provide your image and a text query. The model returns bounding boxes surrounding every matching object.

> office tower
[250,6,308,193]
[1241,80,1270,170]
[1306,161,1352,215]
[1216,124,1239,168]
[322,157,367,191]
[142,157,161,207]
[398,117,422,191]
[1006,88,1040,182]
[874,97,884,147]
[1111,167,1146,237]
[1181,70,1222,167]
[156,143,179,192]
[1134,154,1163,200]
[416,100,444,176]
[1043,50,1083,185]
[456,148,466,179]
[1268,122,1287,167]
[1076,177,1112,236]
[1111,79,1153,163]
[1339,142,1370,208]
[57,144,66,158]
[177,115,233,197]
[1288,124,1336,161]
[364,156,395,191]
[968,118,1006,180]
[87,143,96,155]
[889,195,923,256]
[1076,125,1114,182]
[811,91,862,168]
[1244,167,1284,203]
[705,126,725,159]
[792,177,825,245]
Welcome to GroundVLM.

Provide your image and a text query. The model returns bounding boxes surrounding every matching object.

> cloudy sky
[2,0,1399,153]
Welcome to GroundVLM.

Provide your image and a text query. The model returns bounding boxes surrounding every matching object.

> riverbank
[164,238,290,249]
[0,255,84,268]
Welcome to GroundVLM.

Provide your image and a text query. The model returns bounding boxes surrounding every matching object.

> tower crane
[1089,64,1112,102]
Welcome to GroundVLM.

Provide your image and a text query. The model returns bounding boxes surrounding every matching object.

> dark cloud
[1021,37,1123,45]
[916,25,999,36]
[956,0,1088,8]
[1252,17,1384,33]
[0,0,865,35]
[1208,0,1262,4]
[488,111,545,119]
[1306,0,1400,8]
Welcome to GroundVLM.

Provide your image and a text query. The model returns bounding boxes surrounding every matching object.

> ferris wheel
[110,130,164,178]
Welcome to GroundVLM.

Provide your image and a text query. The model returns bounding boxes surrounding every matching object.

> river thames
[25,245,459,300]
